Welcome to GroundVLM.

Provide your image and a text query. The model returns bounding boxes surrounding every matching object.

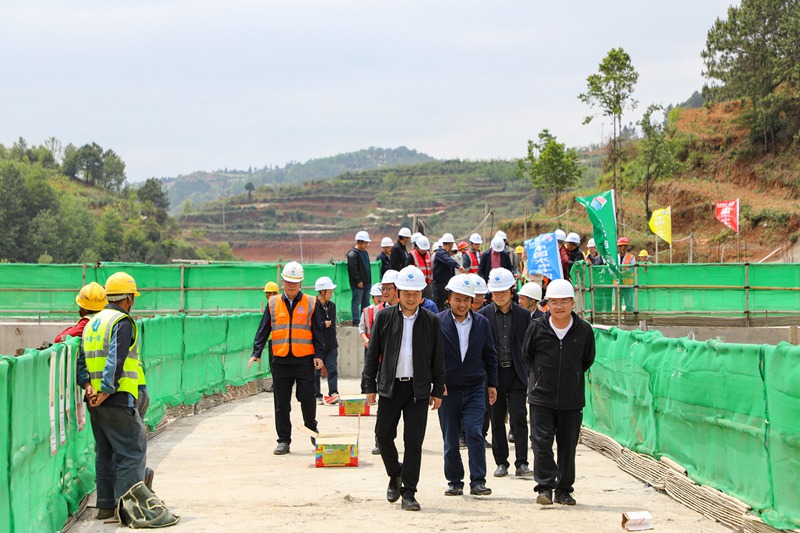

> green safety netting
[182,315,227,405]
[138,315,185,427]
[0,359,11,533]
[587,327,799,529]
[224,313,270,386]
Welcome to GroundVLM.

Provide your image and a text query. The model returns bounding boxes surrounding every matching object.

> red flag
[715,199,739,233]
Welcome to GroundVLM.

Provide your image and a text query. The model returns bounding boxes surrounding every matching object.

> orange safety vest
[620,253,636,285]
[466,250,480,274]
[363,302,387,339]
[410,249,433,284]
[269,293,317,357]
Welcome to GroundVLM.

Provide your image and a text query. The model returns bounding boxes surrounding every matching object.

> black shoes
[387,474,402,503]
[536,489,554,505]
[444,484,464,496]
[484,438,492,449]
[273,442,290,455]
[493,464,508,477]
[95,508,115,520]
[554,490,576,505]
[401,492,421,511]
[470,483,492,496]
[459,436,467,449]
[372,442,381,455]
[515,464,533,477]
[144,467,154,491]
[508,430,515,443]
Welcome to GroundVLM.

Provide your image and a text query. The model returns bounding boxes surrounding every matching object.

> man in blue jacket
[433,232,465,310]
[437,274,498,497]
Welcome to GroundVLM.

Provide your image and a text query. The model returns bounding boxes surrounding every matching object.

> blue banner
[525,232,564,281]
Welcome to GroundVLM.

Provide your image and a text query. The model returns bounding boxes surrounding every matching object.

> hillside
[178,160,543,262]
[162,146,435,214]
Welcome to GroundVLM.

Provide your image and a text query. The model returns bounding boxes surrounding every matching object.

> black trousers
[375,379,429,494]
[529,405,582,493]
[490,365,529,468]
[433,281,448,311]
[272,360,317,445]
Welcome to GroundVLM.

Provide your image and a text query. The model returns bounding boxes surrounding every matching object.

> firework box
[297,419,360,467]
[338,395,370,416]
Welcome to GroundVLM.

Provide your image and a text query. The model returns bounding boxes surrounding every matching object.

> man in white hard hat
[377,237,393,276]
[478,236,513,289]
[437,274,498,497]
[313,276,340,405]
[249,261,325,455]
[585,238,612,314]
[496,230,521,280]
[563,232,583,282]
[389,227,412,271]
[586,238,602,265]
[364,265,446,512]
[433,232,465,310]
[523,279,595,506]
[518,282,544,318]
[347,231,373,326]
[462,233,482,275]
[478,268,533,479]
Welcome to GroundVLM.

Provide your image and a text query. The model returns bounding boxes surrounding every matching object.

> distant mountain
[162,146,435,214]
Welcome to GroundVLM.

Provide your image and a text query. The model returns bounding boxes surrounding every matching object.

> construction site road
[68,378,728,533]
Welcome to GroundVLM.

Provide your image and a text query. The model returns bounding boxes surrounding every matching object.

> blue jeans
[351,286,370,323]
[314,348,339,397]
[89,404,147,509]
[438,385,487,487]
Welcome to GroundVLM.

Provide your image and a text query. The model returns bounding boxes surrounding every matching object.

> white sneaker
[316,397,324,405]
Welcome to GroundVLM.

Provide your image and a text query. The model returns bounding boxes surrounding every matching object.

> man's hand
[90,392,110,407]
[357,282,364,288]
[487,387,498,405]
[313,358,323,370]
[84,384,97,403]
[366,393,377,405]
[363,338,369,348]
[248,356,260,369]
[429,396,442,410]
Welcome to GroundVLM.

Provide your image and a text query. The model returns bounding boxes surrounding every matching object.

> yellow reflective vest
[82,308,140,398]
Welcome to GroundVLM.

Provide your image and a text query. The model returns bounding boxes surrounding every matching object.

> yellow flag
[649,206,672,244]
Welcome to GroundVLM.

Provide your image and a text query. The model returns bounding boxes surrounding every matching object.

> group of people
[253,225,596,512]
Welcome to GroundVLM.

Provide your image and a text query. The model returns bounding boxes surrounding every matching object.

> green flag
[576,189,619,277]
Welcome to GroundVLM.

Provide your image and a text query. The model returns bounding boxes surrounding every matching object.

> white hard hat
[587,238,596,248]
[495,230,507,241]
[487,268,515,292]
[519,282,542,301]
[468,274,488,294]
[410,232,422,244]
[445,274,475,298]
[381,269,398,284]
[314,276,336,291]
[380,237,393,247]
[416,236,431,251]
[370,283,383,297]
[490,236,505,253]
[398,227,412,238]
[281,261,304,282]
[566,232,580,244]
[469,233,482,244]
[440,232,455,244]
[546,279,575,299]
[555,229,566,241]
[395,266,427,291]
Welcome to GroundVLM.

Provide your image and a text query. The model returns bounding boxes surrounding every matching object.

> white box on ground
[622,511,654,531]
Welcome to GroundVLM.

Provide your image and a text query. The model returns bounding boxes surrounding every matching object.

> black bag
[116,481,180,529]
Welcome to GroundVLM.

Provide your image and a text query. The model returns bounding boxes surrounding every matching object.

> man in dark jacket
[522,279,595,506]
[389,227,412,272]
[433,232,464,310]
[364,265,446,512]
[478,236,513,283]
[478,267,532,479]
[437,274,497,497]
[347,231,372,326]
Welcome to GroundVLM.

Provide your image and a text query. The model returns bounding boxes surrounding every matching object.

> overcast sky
[1,1,735,182]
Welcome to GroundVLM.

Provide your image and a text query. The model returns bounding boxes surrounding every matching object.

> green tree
[516,129,583,213]
[95,210,124,261]
[579,48,639,219]
[632,104,683,222]
[101,149,127,191]
[701,0,800,153]
[245,181,255,200]
[138,177,170,224]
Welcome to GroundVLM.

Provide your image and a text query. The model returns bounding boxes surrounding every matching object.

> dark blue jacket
[433,248,461,283]
[438,310,498,391]
[478,302,531,386]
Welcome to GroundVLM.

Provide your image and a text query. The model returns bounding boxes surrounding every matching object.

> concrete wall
[0,322,72,355]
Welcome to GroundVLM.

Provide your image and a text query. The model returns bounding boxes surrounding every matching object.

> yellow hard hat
[75,282,108,312]
[515,245,524,254]
[104,271,141,296]
[263,281,279,293]
[638,249,649,257]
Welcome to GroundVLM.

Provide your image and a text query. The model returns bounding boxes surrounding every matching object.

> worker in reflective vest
[617,237,637,311]
[463,233,482,275]
[408,235,434,300]
[77,271,147,520]
[249,261,325,455]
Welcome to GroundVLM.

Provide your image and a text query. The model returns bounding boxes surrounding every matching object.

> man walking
[249,262,325,455]
[313,276,339,405]
[433,232,464,310]
[389,227,412,272]
[478,237,512,284]
[407,235,434,301]
[478,268,533,479]
[437,274,498,497]
[523,279,595,506]
[347,231,373,326]
[462,234,482,275]
[364,265,446,511]
[377,237,393,276]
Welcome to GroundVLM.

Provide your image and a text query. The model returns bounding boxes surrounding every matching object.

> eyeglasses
[548,299,573,308]
[381,286,395,292]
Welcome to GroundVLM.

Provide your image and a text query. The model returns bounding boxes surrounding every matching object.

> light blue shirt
[396,307,419,378]
[452,311,473,362]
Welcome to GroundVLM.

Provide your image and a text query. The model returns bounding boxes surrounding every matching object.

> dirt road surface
[68,378,728,533]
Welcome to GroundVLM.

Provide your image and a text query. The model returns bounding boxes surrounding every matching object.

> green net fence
[587,327,800,529]
[0,261,381,322]
[0,313,269,532]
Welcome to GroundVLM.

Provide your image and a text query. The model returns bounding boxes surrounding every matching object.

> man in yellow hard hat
[55,282,108,343]
[77,271,147,520]
[263,281,279,300]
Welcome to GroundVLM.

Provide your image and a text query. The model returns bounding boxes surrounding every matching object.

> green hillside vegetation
[163,146,435,214]
[0,138,234,264]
